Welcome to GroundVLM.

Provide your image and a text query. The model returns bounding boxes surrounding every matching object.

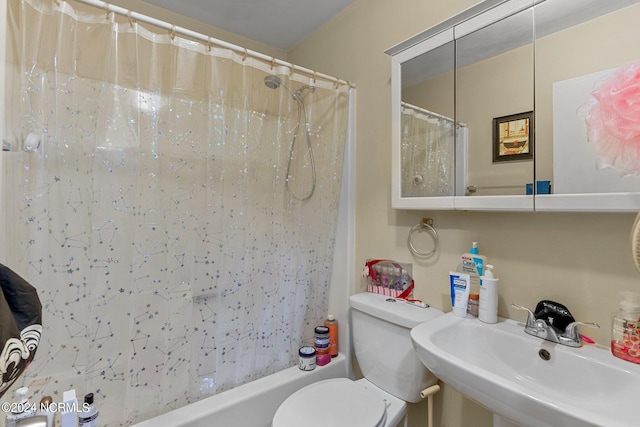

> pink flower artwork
[582,61,640,175]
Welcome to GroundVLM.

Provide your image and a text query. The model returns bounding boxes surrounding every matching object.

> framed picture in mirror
[493,111,533,163]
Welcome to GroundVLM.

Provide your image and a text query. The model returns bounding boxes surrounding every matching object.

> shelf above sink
[411,313,640,427]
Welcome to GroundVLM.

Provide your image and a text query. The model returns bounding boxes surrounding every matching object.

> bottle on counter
[324,314,339,357]
[611,292,640,364]
[314,326,330,355]
[478,264,498,324]
[467,293,479,317]
[459,242,487,295]
[78,393,99,427]
[5,387,35,427]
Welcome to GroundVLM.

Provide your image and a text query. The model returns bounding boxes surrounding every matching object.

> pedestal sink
[411,312,640,427]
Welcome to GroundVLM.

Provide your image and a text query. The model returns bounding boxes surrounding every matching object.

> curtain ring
[104,3,111,20]
[270,57,275,70]
[127,10,135,27]
[289,64,294,78]
[207,37,212,52]
[170,25,176,40]
[242,48,248,62]
[53,0,60,7]
[334,77,340,89]
[408,218,439,258]
[313,71,317,84]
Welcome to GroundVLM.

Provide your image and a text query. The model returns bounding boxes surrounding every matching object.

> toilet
[272,292,443,427]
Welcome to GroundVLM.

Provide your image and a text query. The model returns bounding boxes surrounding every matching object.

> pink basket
[363,259,413,299]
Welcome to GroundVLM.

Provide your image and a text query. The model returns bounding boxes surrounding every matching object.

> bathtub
[132,353,348,427]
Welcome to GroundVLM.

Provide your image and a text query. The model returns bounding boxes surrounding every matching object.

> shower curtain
[401,102,457,197]
[2,0,349,424]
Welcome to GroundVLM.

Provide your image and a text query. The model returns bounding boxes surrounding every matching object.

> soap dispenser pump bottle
[479,264,498,324]
[459,242,487,295]
[6,387,35,427]
[611,292,640,364]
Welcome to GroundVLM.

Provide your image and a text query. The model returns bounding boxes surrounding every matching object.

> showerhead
[264,75,282,90]
[264,75,315,102]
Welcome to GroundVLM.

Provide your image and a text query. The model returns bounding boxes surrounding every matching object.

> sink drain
[538,349,551,361]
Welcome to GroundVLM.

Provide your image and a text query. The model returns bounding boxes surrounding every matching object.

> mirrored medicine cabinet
[387,0,640,212]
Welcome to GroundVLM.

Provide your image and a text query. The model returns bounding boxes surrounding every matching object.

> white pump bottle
[479,264,498,324]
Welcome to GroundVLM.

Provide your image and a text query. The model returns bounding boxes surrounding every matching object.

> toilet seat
[272,378,387,427]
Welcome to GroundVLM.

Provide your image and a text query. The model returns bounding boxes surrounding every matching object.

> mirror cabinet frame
[387,0,640,212]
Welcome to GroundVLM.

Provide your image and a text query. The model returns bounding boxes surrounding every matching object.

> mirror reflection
[400,41,457,197]
[535,0,640,195]
[394,0,640,206]
[455,5,534,197]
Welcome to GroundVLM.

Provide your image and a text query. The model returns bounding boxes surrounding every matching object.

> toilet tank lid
[349,293,443,328]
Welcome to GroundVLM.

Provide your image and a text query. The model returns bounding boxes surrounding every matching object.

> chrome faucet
[511,303,599,347]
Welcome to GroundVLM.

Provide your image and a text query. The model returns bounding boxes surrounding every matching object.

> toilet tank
[349,292,443,403]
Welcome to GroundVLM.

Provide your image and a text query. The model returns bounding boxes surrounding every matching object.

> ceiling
[144,0,356,51]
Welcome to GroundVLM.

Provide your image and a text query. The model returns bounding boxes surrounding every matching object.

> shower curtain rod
[68,0,355,89]
[401,101,466,127]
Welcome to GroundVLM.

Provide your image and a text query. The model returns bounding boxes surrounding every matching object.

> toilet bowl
[272,293,443,427]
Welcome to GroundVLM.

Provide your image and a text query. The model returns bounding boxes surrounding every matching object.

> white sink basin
[411,312,640,427]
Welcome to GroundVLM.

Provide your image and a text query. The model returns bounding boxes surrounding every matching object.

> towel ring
[408,218,439,258]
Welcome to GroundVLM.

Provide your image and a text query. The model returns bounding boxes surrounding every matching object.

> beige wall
[289,0,640,426]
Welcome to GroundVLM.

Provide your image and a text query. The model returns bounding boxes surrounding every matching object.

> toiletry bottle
[479,264,498,324]
[400,268,409,291]
[467,293,479,317]
[392,267,402,290]
[380,266,389,287]
[324,314,339,357]
[314,326,330,355]
[611,292,640,364]
[450,272,471,318]
[373,264,382,286]
[78,393,99,427]
[60,389,77,427]
[459,242,487,295]
[298,346,317,371]
[5,387,35,427]
[35,395,55,427]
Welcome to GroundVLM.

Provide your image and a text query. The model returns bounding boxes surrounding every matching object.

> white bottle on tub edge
[479,264,498,324]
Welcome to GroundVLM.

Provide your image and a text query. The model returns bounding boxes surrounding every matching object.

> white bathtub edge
[132,353,348,427]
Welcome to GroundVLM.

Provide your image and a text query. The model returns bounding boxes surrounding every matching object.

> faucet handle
[564,321,600,340]
[511,303,536,326]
